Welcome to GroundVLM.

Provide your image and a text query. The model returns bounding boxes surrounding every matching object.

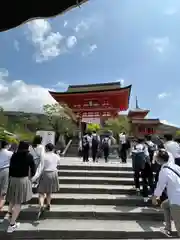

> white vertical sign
[36,131,55,146]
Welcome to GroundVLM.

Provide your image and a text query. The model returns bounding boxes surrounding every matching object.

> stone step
[58,176,135,185]
[26,194,151,206]
[0,219,177,239]
[56,184,136,195]
[1,205,163,221]
[58,170,135,178]
[59,164,132,172]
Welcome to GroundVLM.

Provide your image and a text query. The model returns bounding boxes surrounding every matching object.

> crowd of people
[131,134,180,237]
[79,131,180,237]
[79,131,130,163]
[1,130,180,236]
[0,135,60,233]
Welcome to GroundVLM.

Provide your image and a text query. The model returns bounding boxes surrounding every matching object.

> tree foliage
[175,130,180,137]
[43,103,77,135]
[87,123,100,133]
[104,116,130,135]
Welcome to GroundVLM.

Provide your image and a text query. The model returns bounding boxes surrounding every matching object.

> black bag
[92,135,99,148]
[82,136,89,148]
[132,145,146,171]
[102,138,109,149]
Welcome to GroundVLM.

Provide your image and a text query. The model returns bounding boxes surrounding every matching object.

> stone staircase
[0,158,178,239]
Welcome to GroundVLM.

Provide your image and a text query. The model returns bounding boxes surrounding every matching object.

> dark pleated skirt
[0,168,9,197]
[38,171,59,194]
[6,177,32,204]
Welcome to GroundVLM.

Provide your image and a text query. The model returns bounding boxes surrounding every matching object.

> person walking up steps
[0,140,13,212]
[91,131,100,162]
[102,135,111,163]
[82,133,90,162]
[119,132,127,163]
[145,135,157,163]
[5,141,36,233]
[152,149,180,237]
[132,138,153,202]
[164,134,180,166]
[37,143,60,219]
[29,135,45,189]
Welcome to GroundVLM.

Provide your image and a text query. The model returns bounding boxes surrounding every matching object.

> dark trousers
[92,147,98,162]
[134,162,154,197]
[175,158,180,166]
[83,146,89,162]
[103,147,109,162]
[120,144,127,163]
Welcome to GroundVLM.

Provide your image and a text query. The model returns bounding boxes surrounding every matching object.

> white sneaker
[144,197,149,202]
[7,222,20,233]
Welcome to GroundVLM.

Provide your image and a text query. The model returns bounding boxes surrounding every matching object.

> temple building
[49,82,179,137]
[49,82,131,126]
[128,98,160,137]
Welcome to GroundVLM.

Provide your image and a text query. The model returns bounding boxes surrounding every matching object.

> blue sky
[0,0,180,125]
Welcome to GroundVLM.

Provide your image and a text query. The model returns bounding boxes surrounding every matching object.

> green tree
[43,103,77,134]
[104,116,130,135]
[175,130,180,137]
[87,123,100,133]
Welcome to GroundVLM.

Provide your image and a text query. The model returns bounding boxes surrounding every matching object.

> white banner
[36,130,55,146]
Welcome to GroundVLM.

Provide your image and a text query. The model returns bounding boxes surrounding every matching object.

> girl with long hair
[5,141,35,233]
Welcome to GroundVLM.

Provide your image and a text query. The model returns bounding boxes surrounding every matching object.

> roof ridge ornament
[135,96,140,109]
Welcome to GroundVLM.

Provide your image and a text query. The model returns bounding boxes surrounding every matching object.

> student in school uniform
[5,141,35,233]
[37,143,60,219]
[164,134,180,166]
[152,149,180,237]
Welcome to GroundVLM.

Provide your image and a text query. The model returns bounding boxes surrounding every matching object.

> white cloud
[66,36,77,49]
[14,40,20,51]
[158,92,171,99]
[26,19,66,63]
[26,19,79,62]
[64,20,68,28]
[0,68,56,113]
[82,44,97,56]
[53,81,68,90]
[148,37,170,53]
[74,20,90,33]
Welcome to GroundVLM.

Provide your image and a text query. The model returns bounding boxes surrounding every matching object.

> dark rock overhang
[0,0,88,32]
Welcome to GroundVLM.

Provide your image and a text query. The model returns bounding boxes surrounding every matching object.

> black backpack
[102,137,109,148]
[92,135,99,147]
[132,145,146,171]
[82,136,89,147]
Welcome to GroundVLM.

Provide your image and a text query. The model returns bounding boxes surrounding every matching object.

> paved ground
[60,156,132,167]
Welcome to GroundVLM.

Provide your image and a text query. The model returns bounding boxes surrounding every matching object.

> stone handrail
[61,139,72,156]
